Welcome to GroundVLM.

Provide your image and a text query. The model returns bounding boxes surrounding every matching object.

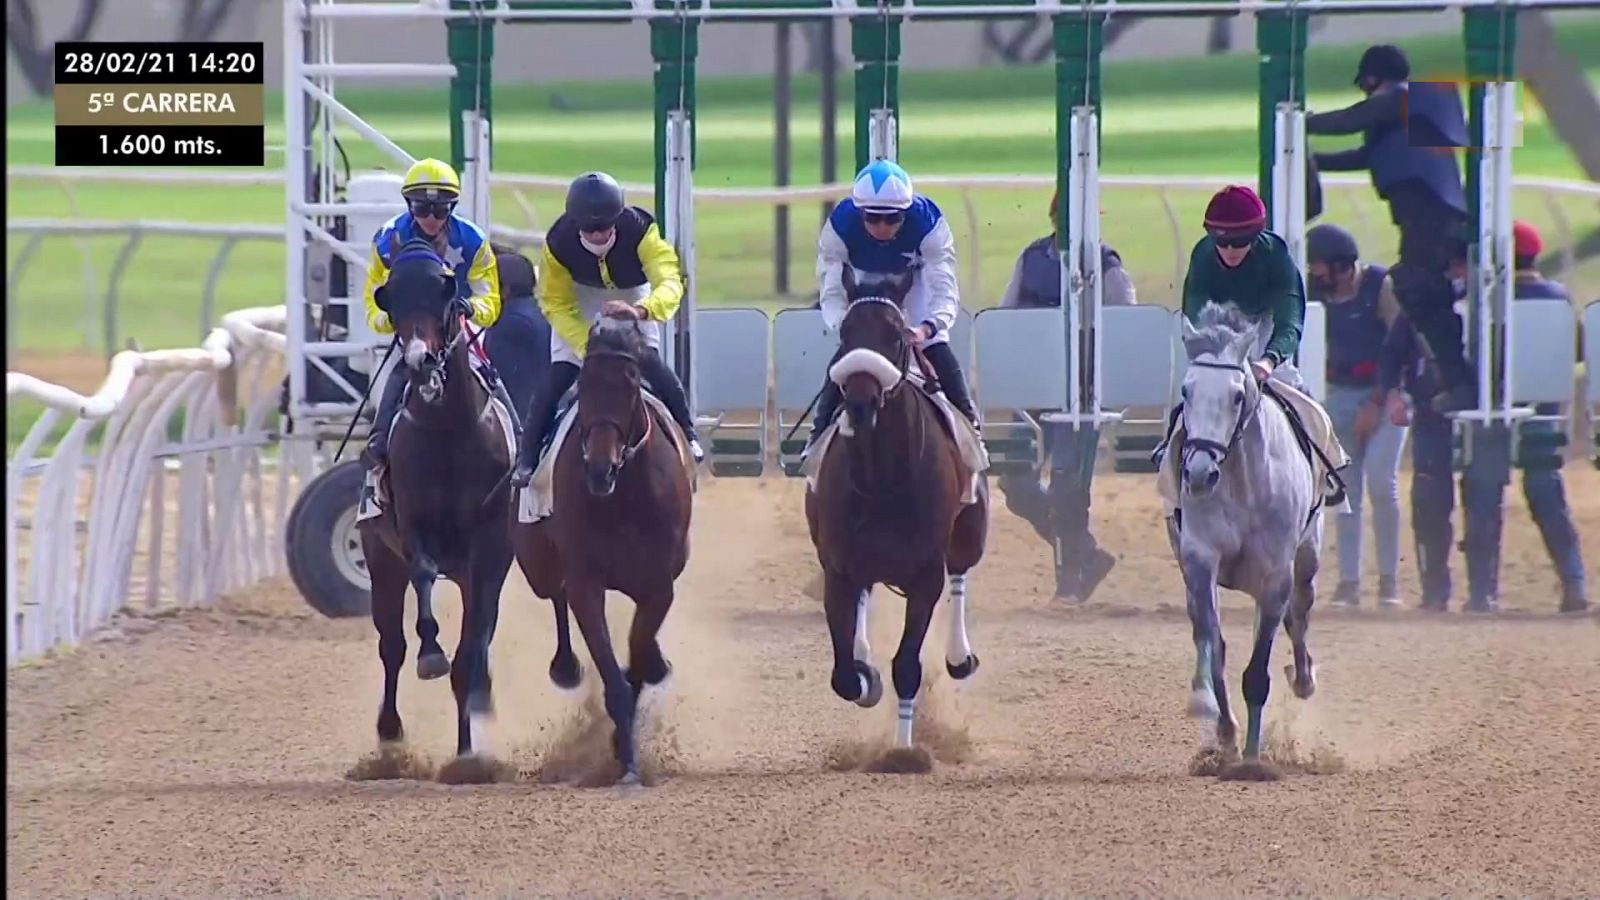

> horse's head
[1178,303,1267,497]
[375,237,462,404]
[577,317,649,497]
[829,267,914,438]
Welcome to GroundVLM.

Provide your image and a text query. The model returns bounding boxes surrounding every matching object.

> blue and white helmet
[850,160,914,213]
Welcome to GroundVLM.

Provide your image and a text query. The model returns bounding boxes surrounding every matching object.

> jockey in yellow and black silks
[508,171,704,490]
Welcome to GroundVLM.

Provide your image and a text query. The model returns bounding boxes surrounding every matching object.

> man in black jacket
[482,243,550,419]
[1308,44,1476,414]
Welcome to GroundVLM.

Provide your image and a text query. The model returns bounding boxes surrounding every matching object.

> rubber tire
[285,460,371,619]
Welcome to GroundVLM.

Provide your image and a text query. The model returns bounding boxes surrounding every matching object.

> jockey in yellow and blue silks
[805,159,977,457]
[362,157,511,469]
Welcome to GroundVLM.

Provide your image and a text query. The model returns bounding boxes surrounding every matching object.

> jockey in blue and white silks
[806,159,977,454]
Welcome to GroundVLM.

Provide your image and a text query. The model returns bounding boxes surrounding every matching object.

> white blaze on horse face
[404,336,429,369]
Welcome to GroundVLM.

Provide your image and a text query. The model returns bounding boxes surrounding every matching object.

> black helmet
[566,171,625,231]
[1307,224,1360,266]
[1355,44,1410,86]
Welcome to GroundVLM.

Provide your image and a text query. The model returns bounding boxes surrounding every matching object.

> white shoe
[688,439,705,464]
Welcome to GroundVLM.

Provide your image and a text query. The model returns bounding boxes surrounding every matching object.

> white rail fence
[4,307,313,666]
[9,165,1598,360]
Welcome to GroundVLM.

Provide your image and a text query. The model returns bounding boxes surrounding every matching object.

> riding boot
[510,361,580,489]
[922,341,980,428]
[364,370,409,468]
[1151,403,1184,467]
[639,349,704,463]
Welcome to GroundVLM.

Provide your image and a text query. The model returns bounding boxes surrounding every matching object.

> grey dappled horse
[1168,303,1321,771]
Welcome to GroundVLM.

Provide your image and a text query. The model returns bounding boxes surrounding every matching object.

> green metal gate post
[1256,6,1307,218]
[652,16,699,237]
[1051,12,1104,246]
[651,12,699,393]
[852,6,902,169]
[447,0,494,178]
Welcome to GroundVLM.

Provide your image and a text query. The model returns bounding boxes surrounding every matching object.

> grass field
[7,16,1599,446]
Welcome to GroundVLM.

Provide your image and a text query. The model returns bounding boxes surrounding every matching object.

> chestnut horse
[510,316,694,786]
[805,269,988,751]
[358,237,516,760]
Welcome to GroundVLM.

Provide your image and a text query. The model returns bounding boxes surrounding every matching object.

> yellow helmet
[401,158,461,201]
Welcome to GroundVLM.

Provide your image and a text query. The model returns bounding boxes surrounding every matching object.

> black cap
[1307,223,1360,265]
[1355,44,1410,85]
[565,171,625,231]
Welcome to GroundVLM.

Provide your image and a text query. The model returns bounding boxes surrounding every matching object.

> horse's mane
[393,235,445,268]
[1184,302,1259,359]
[588,317,647,357]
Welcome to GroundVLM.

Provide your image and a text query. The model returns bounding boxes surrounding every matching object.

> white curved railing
[4,307,308,666]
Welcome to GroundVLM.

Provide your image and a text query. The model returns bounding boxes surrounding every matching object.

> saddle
[1154,384,1349,525]
[357,367,520,523]
[516,387,696,525]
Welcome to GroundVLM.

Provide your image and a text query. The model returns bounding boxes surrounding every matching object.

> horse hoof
[417,653,451,680]
[377,719,404,744]
[1285,663,1317,699]
[854,661,883,709]
[549,655,583,691]
[945,654,980,681]
[627,658,672,688]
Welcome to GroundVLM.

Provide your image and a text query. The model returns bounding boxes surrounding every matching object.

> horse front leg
[824,571,881,708]
[410,549,449,680]
[1283,538,1319,700]
[567,575,640,785]
[890,565,945,750]
[451,539,511,758]
[1181,549,1235,755]
[366,535,410,744]
[548,588,583,690]
[624,580,677,705]
[944,568,979,680]
[1242,580,1292,763]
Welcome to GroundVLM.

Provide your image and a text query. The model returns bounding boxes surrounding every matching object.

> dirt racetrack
[8,469,1600,899]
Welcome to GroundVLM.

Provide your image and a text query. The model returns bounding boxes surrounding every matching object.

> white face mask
[581,232,616,257]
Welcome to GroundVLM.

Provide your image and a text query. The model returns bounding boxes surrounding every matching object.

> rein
[579,346,655,470]
[835,295,930,503]
[1181,358,1262,468]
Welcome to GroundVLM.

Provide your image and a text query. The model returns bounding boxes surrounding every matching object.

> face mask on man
[581,232,616,257]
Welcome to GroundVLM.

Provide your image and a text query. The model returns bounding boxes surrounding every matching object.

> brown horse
[805,268,988,751]
[359,237,516,760]
[511,316,694,786]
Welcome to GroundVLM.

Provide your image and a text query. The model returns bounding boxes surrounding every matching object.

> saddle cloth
[357,362,516,524]
[803,376,990,506]
[516,389,697,525]
[1157,377,1351,519]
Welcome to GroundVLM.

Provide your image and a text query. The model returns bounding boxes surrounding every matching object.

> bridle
[403,307,464,404]
[841,296,912,395]
[1181,358,1262,469]
[578,342,653,474]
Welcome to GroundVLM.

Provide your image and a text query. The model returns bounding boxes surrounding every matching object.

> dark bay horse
[359,237,516,760]
[511,316,694,786]
[805,269,988,751]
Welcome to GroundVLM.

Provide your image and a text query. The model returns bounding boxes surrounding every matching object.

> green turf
[7,17,1600,448]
